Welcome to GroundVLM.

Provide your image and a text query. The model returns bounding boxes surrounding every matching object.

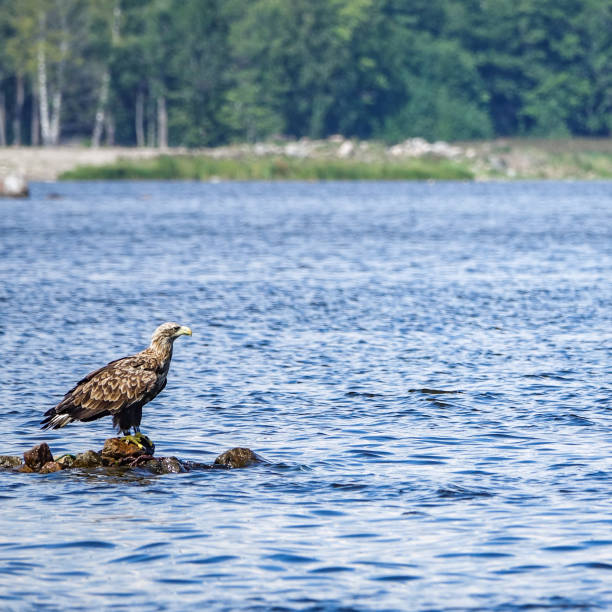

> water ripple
[0,180,611,611]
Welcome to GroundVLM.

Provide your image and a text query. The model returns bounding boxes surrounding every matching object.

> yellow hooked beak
[176,326,192,337]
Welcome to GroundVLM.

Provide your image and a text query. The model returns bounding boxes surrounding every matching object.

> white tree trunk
[37,14,52,147]
[157,96,167,149]
[49,90,62,144]
[91,71,110,147]
[48,29,68,146]
[91,2,120,148]
[37,6,68,146]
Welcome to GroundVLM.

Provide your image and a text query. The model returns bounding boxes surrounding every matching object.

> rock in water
[0,174,29,198]
[24,443,53,471]
[141,456,186,474]
[101,437,153,465]
[214,447,260,469]
[39,461,62,474]
[0,456,23,469]
[56,454,76,469]
[8,443,260,473]
[159,457,185,474]
[72,450,103,468]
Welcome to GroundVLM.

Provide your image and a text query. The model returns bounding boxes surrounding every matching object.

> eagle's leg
[131,416,154,449]
[117,406,153,452]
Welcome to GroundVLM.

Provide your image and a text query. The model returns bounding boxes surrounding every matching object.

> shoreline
[1,138,611,182]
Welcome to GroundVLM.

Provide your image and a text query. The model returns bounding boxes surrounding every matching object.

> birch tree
[143,0,177,148]
[36,1,70,146]
[91,0,121,148]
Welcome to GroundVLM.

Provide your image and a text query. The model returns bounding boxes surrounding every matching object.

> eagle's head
[151,322,192,347]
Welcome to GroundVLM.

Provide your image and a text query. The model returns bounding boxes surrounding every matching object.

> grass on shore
[547,151,612,179]
[59,154,474,181]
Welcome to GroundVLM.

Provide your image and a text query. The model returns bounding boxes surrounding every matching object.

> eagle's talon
[121,434,146,450]
[121,433,155,454]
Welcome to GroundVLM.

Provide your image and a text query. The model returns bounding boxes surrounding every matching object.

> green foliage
[376,37,493,142]
[0,0,610,145]
[59,154,474,180]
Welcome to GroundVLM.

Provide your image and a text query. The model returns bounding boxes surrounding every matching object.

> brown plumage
[41,322,192,434]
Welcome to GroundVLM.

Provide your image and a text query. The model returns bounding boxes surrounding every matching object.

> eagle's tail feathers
[40,410,74,430]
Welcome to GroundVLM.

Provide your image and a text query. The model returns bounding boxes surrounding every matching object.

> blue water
[0,180,611,611]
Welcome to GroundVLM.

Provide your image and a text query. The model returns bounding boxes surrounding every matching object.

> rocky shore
[0,438,262,475]
[1,137,611,183]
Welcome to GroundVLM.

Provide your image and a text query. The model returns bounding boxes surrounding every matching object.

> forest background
[0,0,610,149]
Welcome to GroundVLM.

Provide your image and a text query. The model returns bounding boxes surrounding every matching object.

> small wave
[344,390,384,398]
[437,551,513,559]
[569,562,612,570]
[541,545,585,552]
[309,566,354,573]
[264,553,319,564]
[15,540,116,550]
[187,555,238,564]
[372,574,420,582]
[436,485,494,500]
[494,564,548,574]
[345,449,392,458]
[109,553,169,564]
[409,388,463,395]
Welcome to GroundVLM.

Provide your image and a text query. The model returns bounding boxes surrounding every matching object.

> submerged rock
[24,443,53,471]
[0,456,23,469]
[214,447,261,469]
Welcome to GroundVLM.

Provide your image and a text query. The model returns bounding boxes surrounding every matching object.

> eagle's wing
[41,354,159,429]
